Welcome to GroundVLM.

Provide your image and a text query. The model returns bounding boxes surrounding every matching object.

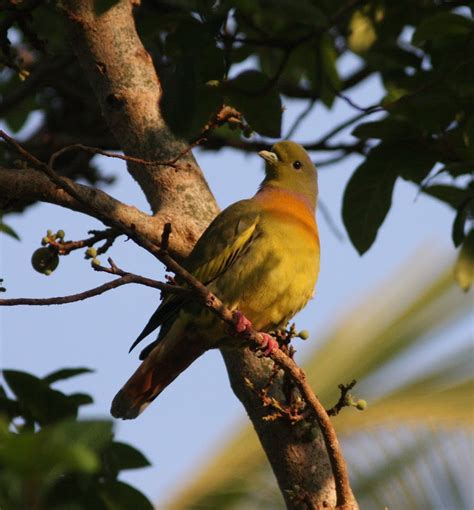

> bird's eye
[293,160,302,170]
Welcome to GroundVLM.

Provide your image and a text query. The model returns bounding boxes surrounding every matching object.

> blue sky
[0,64,468,506]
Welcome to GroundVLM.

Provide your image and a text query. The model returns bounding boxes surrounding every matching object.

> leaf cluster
[0,367,153,510]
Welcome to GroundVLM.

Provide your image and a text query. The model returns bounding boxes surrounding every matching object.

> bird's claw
[232,310,253,334]
[258,333,279,356]
[231,312,279,355]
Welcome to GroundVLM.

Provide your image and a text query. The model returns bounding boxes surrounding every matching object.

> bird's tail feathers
[111,331,207,419]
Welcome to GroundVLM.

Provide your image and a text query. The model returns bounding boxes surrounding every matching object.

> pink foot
[259,333,279,356]
[232,310,253,334]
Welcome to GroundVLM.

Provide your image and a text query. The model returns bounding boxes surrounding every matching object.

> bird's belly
[211,227,319,331]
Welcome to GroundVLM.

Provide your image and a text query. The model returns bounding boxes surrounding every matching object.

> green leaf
[0,419,112,477]
[4,95,36,133]
[225,70,282,138]
[45,476,109,510]
[342,151,397,255]
[3,370,85,424]
[462,114,474,152]
[0,221,20,241]
[0,385,21,421]
[352,118,421,141]
[412,12,473,47]
[67,392,94,408]
[391,87,459,133]
[102,441,151,477]
[343,142,436,254]
[366,44,422,74]
[319,33,341,107]
[265,0,327,29]
[99,481,154,510]
[43,367,93,385]
[161,18,224,137]
[423,185,472,210]
[452,196,473,246]
[454,229,474,291]
[55,419,113,452]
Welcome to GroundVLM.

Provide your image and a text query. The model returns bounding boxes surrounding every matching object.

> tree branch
[0,274,176,307]
[0,164,194,259]
[0,258,189,307]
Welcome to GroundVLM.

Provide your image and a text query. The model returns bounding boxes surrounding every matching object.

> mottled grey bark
[60,0,218,257]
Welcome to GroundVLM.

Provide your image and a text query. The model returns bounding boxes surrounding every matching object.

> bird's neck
[255,185,316,214]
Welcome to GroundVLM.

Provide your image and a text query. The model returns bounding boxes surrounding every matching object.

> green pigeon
[111,141,320,419]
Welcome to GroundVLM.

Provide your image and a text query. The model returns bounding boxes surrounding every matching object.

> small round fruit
[298,330,310,340]
[56,229,65,240]
[31,247,59,275]
[356,399,367,411]
[85,247,97,258]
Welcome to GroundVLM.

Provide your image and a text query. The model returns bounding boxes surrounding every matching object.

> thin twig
[0,259,190,307]
[285,99,317,139]
[313,153,348,168]
[326,380,357,417]
[318,199,345,241]
[316,110,376,147]
[45,228,120,255]
[47,140,204,171]
[335,90,383,114]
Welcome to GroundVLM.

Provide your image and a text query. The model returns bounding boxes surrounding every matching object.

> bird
[111,141,320,419]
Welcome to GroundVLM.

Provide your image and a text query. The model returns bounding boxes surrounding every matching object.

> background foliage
[0,368,153,509]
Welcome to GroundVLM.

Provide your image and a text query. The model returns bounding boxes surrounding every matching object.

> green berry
[47,229,53,236]
[31,247,59,275]
[56,230,65,240]
[85,247,97,258]
[356,399,367,411]
[41,237,49,246]
[298,330,310,340]
[91,258,101,266]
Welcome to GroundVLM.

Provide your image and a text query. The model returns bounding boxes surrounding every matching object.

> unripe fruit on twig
[31,247,59,275]
[85,247,97,258]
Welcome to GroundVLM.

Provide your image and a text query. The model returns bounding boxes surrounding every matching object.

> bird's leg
[231,311,279,356]
[258,333,279,356]
[232,310,253,333]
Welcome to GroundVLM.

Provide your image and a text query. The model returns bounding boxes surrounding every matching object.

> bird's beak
[258,150,278,165]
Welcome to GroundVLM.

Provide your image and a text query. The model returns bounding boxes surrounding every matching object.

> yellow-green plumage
[112,141,320,419]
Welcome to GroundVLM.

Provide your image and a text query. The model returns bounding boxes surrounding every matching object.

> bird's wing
[129,199,260,355]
